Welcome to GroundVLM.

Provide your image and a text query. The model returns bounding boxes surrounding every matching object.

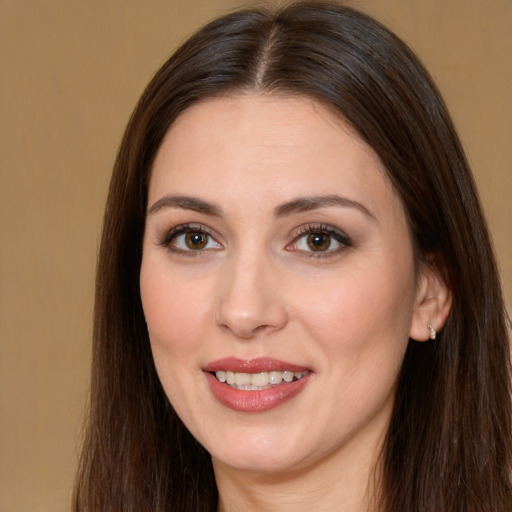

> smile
[203,358,313,412]
[214,370,309,390]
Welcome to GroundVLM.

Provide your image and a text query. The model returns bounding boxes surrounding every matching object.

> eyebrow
[274,195,376,221]
[148,193,376,221]
[148,195,223,216]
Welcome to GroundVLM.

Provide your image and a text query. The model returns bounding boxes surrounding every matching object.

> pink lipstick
[203,357,313,412]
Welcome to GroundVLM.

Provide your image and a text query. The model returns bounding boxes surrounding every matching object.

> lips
[203,357,313,412]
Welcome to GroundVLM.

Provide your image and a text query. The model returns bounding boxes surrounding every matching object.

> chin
[212,450,305,476]
[206,428,308,475]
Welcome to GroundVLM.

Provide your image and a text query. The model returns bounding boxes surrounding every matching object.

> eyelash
[158,223,353,258]
[158,224,220,257]
[288,224,353,258]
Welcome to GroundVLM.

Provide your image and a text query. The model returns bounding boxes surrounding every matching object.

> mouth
[212,370,309,390]
[203,358,313,412]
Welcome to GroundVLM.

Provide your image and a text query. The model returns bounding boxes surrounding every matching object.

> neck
[213,434,384,512]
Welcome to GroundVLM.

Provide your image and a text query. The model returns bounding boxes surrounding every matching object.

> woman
[73,2,512,511]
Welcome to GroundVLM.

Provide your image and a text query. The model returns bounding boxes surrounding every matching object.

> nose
[215,253,288,339]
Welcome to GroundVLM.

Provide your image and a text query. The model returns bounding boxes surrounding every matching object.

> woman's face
[140,94,423,476]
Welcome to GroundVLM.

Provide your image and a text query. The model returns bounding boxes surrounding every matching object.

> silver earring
[427,323,436,340]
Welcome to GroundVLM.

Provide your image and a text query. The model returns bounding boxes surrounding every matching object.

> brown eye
[289,225,352,257]
[307,233,331,251]
[165,226,222,253]
[185,232,208,250]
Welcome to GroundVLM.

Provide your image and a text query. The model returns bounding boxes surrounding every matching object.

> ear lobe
[409,257,452,342]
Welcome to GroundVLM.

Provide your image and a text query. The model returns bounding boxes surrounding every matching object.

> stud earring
[427,323,436,340]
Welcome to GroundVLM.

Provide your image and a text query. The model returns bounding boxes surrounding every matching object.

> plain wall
[0,1,510,511]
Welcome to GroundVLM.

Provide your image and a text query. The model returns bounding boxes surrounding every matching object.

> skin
[140,94,450,512]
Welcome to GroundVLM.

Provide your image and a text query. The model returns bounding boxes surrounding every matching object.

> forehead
[149,93,401,220]
[154,93,375,169]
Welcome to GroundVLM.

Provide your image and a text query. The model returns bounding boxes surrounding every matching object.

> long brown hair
[73,2,512,511]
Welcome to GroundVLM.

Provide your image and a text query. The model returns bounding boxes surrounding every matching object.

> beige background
[0,1,510,511]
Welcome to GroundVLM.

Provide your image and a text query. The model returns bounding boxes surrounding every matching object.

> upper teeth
[215,370,306,390]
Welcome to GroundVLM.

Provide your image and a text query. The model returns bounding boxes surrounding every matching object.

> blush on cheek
[300,267,414,361]
[142,285,209,365]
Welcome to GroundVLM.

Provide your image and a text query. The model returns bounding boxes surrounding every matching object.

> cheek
[293,257,417,360]
[139,262,213,421]
[140,262,209,361]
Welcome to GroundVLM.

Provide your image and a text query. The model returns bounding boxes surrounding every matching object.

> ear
[410,255,452,342]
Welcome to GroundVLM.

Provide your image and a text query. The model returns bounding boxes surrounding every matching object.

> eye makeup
[287,223,353,258]
[154,219,354,260]
[157,223,222,256]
